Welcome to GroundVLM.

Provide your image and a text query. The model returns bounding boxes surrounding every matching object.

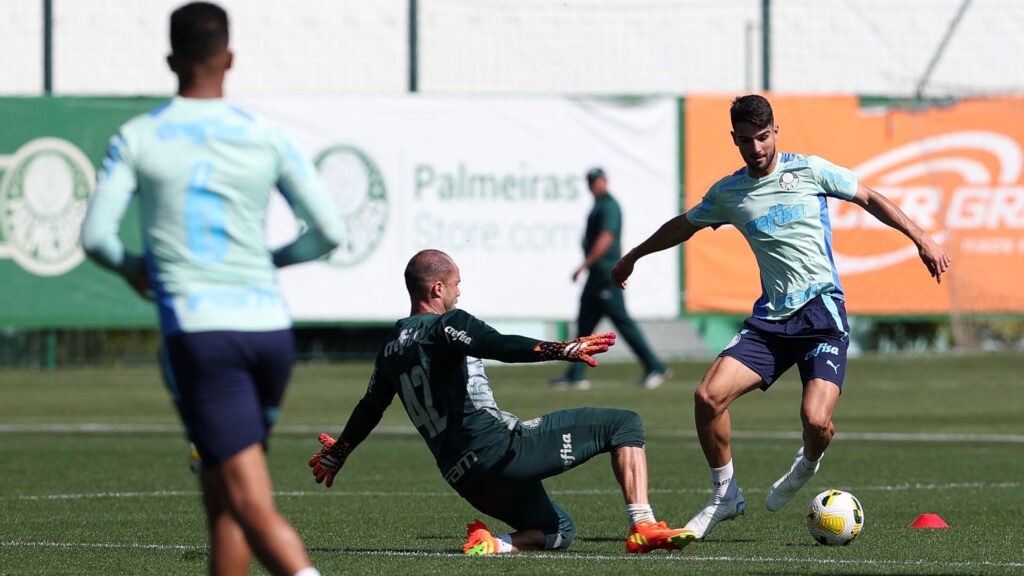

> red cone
[910,513,949,528]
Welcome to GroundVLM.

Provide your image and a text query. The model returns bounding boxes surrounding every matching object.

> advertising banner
[684,95,1024,315]
[240,96,680,322]
[0,96,679,327]
[0,97,161,328]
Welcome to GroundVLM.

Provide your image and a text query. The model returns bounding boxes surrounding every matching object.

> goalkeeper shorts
[459,407,646,548]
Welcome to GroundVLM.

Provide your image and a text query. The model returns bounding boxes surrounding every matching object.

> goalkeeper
[308,249,693,555]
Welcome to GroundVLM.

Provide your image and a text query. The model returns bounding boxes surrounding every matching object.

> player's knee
[802,414,834,440]
[694,386,726,417]
[609,409,645,449]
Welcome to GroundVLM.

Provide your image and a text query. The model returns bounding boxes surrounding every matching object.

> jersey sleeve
[81,131,142,277]
[339,357,396,448]
[440,310,541,363]
[808,156,859,200]
[270,131,347,267]
[685,183,728,228]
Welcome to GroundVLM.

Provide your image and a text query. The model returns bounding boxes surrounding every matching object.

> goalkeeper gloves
[533,332,616,367]
[308,432,353,488]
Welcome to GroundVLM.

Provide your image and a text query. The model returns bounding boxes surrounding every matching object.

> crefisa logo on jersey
[0,138,95,276]
[559,433,575,469]
[314,145,389,268]
[778,171,800,191]
[444,325,473,345]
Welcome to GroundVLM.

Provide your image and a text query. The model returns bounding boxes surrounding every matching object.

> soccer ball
[806,489,864,545]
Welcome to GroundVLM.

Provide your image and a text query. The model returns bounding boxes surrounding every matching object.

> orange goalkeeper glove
[308,432,352,488]
[533,332,616,367]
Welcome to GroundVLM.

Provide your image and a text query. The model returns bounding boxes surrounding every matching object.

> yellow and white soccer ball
[806,489,864,545]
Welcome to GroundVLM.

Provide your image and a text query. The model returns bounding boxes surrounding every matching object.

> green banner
[0,97,165,328]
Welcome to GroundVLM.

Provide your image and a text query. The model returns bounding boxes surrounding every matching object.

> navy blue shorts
[720,294,849,390]
[161,330,294,467]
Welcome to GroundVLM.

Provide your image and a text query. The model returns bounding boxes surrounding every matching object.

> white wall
[43,0,408,95]
[0,0,1020,97]
[0,0,44,94]
[771,0,1024,96]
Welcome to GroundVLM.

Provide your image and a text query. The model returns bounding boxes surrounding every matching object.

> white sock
[710,460,737,502]
[798,451,822,473]
[294,568,321,576]
[626,503,656,526]
[496,533,514,553]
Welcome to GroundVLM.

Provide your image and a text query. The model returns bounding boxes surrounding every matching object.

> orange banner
[684,95,1024,315]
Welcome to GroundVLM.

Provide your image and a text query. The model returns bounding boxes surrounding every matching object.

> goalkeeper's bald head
[404,249,458,304]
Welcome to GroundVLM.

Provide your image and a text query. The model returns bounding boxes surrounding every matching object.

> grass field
[1,353,1023,575]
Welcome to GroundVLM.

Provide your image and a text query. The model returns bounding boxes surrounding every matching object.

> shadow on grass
[745,569,966,573]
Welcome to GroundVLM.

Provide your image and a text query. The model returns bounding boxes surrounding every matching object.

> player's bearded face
[441,274,461,311]
[732,122,778,176]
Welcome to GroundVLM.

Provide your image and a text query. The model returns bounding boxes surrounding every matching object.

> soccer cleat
[187,442,201,474]
[463,519,501,555]
[683,490,746,540]
[639,369,673,390]
[765,447,820,512]
[626,521,696,553]
[549,376,591,390]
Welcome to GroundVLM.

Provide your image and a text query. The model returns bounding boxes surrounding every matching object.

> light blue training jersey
[82,97,344,335]
[686,153,859,320]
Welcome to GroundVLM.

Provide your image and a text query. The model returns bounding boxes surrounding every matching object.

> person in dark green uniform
[307,249,694,555]
[552,167,672,390]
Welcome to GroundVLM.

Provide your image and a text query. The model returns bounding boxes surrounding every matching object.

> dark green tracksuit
[564,193,667,382]
[339,309,646,549]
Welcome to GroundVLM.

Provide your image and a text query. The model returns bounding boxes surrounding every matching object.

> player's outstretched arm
[533,332,616,367]
[309,366,394,487]
[850,184,952,284]
[612,214,700,288]
[308,432,352,488]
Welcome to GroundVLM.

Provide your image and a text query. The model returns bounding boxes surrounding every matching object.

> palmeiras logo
[314,145,388,267]
[778,171,799,191]
[0,138,95,276]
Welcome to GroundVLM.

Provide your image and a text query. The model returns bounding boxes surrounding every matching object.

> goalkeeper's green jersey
[340,309,543,491]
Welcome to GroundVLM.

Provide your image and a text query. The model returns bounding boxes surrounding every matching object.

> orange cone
[910,513,949,528]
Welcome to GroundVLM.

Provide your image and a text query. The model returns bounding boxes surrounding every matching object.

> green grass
[1,353,1023,575]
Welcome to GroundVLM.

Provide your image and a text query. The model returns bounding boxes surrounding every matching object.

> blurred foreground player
[612,95,950,539]
[308,250,695,554]
[81,3,344,575]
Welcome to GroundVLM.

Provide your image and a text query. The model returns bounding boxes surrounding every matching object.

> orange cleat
[626,521,696,553]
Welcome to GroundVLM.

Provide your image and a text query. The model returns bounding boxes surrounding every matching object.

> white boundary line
[2,540,1023,570]
[4,481,1021,502]
[2,422,1023,443]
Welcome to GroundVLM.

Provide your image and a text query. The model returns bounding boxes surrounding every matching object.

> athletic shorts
[720,294,850,390]
[161,329,294,467]
[458,407,645,548]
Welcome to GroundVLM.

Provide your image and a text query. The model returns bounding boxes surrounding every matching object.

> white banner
[237,97,679,322]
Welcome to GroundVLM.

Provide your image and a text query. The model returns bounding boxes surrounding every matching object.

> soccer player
[611,95,951,539]
[551,167,672,390]
[80,3,344,575]
[308,249,695,554]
